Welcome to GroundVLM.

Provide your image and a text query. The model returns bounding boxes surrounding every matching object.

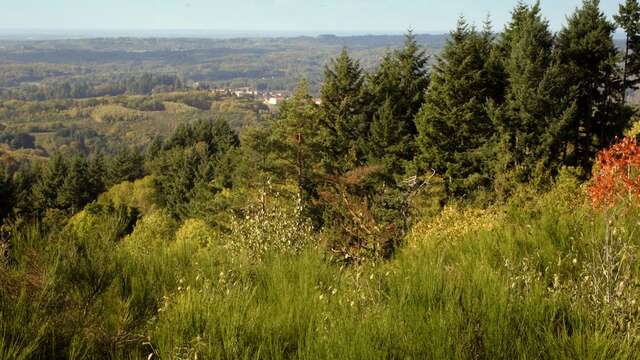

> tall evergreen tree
[553,0,630,173]
[33,153,68,212]
[271,80,322,211]
[319,48,369,173]
[615,0,640,101]
[415,18,501,196]
[492,1,558,182]
[58,156,91,213]
[367,31,429,164]
[10,163,38,218]
[87,152,107,198]
[107,146,145,186]
[368,98,412,176]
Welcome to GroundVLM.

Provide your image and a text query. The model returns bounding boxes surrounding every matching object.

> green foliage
[98,176,157,215]
[319,48,369,172]
[3,167,640,358]
[91,104,146,123]
[149,117,240,219]
[367,32,430,168]
[491,1,559,190]
[270,80,323,216]
[416,18,502,196]
[616,0,640,94]
[57,156,91,213]
[552,0,632,173]
[106,146,145,186]
[0,132,36,149]
[32,153,69,212]
[367,98,413,176]
[368,32,430,140]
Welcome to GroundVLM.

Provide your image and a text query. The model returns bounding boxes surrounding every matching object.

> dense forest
[2,0,640,358]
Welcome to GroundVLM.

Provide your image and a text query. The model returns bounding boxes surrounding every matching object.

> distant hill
[0,34,448,98]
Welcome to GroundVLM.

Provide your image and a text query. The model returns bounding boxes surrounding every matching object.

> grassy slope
[1,173,640,359]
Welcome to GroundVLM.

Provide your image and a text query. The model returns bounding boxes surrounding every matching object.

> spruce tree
[107,146,145,186]
[415,18,500,196]
[87,152,106,198]
[493,1,557,182]
[150,118,239,219]
[319,48,369,173]
[553,0,630,173]
[615,0,640,101]
[58,156,91,213]
[368,98,412,177]
[10,163,37,218]
[33,153,68,212]
[367,31,429,164]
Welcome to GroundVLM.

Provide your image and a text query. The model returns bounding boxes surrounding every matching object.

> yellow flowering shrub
[407,205,504,248]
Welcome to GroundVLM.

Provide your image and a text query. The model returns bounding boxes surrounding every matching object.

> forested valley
[3,0,640,359]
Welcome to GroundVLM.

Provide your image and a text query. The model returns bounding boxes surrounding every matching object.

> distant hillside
[0,34,448,98]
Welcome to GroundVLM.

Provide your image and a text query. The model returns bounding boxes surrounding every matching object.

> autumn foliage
[588,137,640,209]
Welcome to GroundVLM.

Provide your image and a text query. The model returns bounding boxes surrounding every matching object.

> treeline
[0,148,144,221]
[232,0,637,257]
[0,73,184,101]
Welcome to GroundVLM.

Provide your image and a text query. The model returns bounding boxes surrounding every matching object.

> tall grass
[1,175,640,359]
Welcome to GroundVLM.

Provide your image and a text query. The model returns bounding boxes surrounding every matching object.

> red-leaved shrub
[588,137,640,209]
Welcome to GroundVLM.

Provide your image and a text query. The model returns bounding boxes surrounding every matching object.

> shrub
[588,137,640,209]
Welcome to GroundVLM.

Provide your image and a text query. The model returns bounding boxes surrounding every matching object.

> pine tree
[615,0,640,101]
[150,118,239,219]
[10,163,38,218]
[367,31,429,164]
[87,152,107,198]
[368,97,412,176]
[319,48,369,173]
[58,156,91,213]
[493,1,557,182]
[271,80,322,210]
[415,18,500,196]
[33,153,68,212]
[107,146,145,186]
[553,0,631,173]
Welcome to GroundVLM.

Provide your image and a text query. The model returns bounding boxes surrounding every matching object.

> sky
[0,0,625,35]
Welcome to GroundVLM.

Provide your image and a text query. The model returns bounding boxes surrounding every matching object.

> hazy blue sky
[0,0,623,34]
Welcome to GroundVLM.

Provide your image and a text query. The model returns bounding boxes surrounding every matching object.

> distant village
[193,83,321,106]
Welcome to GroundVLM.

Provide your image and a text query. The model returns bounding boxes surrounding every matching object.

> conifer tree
[367,31,429,164]
[368,98,412,176]
[87,152,106,198]
[107,146,145,186]
[150,118,239,219]
[415,18,500,196]
[33,153,68,211]
[553,0,630,173]
[492,1,557,182]
[271,80,322,210]
[58,156,91,213]
[10,164,38,218]
[319,48,369,173]
[615,0,640,101]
